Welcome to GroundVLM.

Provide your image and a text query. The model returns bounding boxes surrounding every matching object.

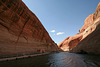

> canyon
[0,0,59,57]
[0,1,100,67]
[59,2,100,54]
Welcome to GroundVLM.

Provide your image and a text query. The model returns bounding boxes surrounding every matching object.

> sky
[22,0,100,44]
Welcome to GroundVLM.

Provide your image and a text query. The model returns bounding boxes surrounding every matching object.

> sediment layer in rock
[0,0,58,57]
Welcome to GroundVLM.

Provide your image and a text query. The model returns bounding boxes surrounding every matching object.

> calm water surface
[0,52,100,67]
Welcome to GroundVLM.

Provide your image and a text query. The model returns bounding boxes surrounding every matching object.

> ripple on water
[0,52,100,67]
[47,52,98,67]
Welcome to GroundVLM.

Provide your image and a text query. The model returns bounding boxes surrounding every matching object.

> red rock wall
[70,20,100,54]
[70,2,100,54]
[0,0,58,57]
[58,33,83,51]
[79,14,94,33]
[59,2,100,54]
[93,2,100,20]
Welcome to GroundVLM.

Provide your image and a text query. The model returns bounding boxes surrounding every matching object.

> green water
[0,52,100,67]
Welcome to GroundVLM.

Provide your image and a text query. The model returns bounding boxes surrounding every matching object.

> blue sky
[22,0,99,44]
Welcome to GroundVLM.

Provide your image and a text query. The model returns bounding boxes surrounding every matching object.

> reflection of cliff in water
[0,52,100,67]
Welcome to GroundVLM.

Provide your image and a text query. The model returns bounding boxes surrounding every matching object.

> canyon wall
[0,0,58,57]
[59,2,100,54]
[58,33,83,51]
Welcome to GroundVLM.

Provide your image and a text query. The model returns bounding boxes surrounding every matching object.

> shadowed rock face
[0,0,58,57]
[59,2,100,54]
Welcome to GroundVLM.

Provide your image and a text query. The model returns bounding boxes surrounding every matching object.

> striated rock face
[0,0,58,57]
[59,2,100,54]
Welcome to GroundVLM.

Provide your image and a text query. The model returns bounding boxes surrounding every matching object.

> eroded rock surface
[0,0,58,57]
[79,14,94,33]
[58,33,83,51]
[59,2,100,54]
[70,19,100,54]
[70,2,100,54]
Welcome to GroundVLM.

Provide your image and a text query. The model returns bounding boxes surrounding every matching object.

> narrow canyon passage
[0,52,100,67]
[0,0,100,67]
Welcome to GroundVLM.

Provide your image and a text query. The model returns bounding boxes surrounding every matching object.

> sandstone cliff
[0,0,58,57]
[59,2,100,54]
[70,2,100,54]
[58,33,83,51]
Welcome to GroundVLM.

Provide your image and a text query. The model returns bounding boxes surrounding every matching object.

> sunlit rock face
[70,2,100,54]
[79,14,94,33]
[0,0,58,57]
[58,33,83,51]
[59,2,100,54]
[93,2,100,20]
[58,12,94,52]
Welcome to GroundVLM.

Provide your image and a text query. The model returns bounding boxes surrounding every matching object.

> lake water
[0,52,100,67]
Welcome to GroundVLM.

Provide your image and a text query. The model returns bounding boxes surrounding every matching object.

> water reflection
[48,52,87,67]
[0,52,100,67]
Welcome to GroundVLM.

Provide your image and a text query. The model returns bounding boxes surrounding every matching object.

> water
[0,52,100,67]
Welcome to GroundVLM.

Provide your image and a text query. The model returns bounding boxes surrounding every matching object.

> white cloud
[51,30,55,33]
[56,32,65,35]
